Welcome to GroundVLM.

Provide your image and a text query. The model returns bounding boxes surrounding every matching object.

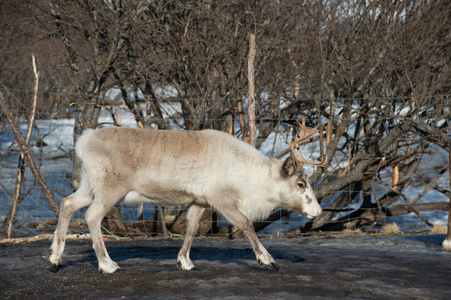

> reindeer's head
[280,114,328,219]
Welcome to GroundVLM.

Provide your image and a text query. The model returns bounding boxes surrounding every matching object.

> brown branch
[371,157,386,215]
[5,55,49,238]
[0,233,117,245]
[0,66,59,222]
[375,178,434,228]
[253,209,290,232]
[387,202,449,216]
[69,101,119,127]
[415,169,451,198]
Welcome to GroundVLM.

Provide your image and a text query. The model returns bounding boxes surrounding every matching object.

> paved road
[0,234,450,299]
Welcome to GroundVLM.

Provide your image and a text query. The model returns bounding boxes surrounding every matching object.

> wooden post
[443,142,451,250]
[392,165,399,189]
[326,118,331,146]
[247,33,257,147]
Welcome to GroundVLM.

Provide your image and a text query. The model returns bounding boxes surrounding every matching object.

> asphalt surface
[0,234,450,299]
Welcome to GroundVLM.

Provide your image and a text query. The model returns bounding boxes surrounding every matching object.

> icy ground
[0,234,450,299]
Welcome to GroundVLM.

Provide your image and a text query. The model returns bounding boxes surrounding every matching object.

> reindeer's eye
[297,181,305,189]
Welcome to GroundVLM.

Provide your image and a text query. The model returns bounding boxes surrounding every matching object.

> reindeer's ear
[281,157,297,178]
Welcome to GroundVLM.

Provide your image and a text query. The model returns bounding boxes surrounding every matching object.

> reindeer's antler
[281,114,329,168]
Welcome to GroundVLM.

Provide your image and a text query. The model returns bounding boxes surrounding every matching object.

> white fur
[75,128,96,159]
[443,238,451,251]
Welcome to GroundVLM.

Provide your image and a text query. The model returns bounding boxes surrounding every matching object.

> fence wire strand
[0,94,449,238]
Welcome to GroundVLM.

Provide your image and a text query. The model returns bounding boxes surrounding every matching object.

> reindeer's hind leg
[49,189,93,272]
[85,187,127,274]
[177,205,207,270]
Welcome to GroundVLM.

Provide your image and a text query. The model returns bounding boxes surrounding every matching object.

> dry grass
[341,228,364,237]
[294,222,448,239]
[381,223,402,235]
[431,225,447,234]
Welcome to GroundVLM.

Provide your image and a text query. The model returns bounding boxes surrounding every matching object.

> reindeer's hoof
[98,265,121,274]
[258,259,279,271]
[177,261,200,271]
[99,268,121,274]
[268,262,280,271]
[98,260,120,274]
[49,263,61,273]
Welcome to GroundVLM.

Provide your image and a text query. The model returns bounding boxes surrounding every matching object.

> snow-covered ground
[0,101,449,236]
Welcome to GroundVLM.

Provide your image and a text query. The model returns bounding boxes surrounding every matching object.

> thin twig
[0,57,60,221]
[0,233,117,245]
[6,54,41,237]
[69,101,119,126]
[375,178,434,228]
[371,157,386,215]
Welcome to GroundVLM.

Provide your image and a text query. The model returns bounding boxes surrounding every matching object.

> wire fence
[1,94,450,239]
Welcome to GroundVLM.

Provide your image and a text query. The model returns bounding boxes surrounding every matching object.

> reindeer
[49,117,327,273]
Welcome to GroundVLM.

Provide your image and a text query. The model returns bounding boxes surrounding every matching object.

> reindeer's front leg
[177,205,207,270]
[212,196,279,271]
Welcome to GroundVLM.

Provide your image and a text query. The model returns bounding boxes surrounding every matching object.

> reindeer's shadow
[57,242,305,271]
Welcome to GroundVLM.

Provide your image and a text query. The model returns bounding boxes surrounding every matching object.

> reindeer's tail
[75,129,96,160]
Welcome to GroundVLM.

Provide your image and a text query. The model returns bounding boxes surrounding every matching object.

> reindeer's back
[76,127,275,205]
[80,127,260,159]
